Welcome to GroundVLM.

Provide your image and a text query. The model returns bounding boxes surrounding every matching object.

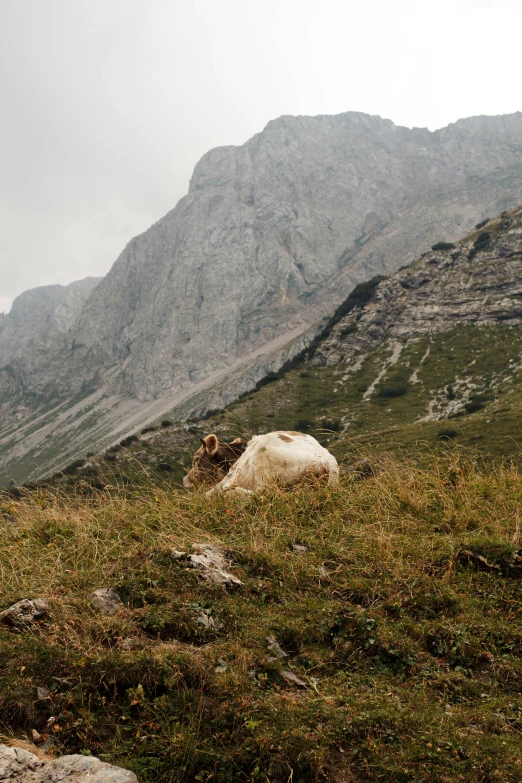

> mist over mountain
[2,110,522,485]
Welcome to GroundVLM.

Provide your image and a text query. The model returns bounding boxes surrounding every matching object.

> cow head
[183,434,249,489]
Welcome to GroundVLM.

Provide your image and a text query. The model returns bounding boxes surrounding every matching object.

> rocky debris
[173,545,243,589]
[36,687,50,701]
[214,658,228,673]
[5,112,522,487]
[196,612,221,630]
[291,544,308,554]
[458,548,522,578]
[0,743,138,782]
[499,549,522,578]
[117,637,143,651]
[90,588,122,615]
[0,599,49,629]
[266,637,288,661]
[280,670,308,688]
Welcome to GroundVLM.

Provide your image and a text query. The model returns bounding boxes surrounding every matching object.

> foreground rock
[0,744,137,782]
[90,588,123,615]
[174,544,243,588]
[0,599,48,629]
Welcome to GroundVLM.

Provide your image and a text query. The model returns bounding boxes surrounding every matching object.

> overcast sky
[0,0,521,314]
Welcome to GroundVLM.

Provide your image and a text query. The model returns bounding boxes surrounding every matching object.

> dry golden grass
[1,449,522,782]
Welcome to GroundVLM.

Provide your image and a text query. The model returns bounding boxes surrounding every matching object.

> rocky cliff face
[0,277,102,368]
[311,207,522,372]
[3,111,522,485]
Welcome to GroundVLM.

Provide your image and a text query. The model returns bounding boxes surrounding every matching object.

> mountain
[3,111,522,485]
[0,277,102,367]
[41,204,522,493]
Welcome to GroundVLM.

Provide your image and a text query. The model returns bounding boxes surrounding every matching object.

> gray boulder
[0,744,138,781]
[0,599,49,629]
[90,588,122,616]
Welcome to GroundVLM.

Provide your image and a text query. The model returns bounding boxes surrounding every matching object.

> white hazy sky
[1,0,521,314]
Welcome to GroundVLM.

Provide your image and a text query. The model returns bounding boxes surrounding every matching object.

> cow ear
[202,434,219,456]
[231,438,242,444]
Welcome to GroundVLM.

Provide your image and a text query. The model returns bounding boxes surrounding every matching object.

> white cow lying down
[183,431,339,496]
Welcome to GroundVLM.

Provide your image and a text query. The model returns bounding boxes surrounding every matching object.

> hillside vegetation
[1,452,522,782]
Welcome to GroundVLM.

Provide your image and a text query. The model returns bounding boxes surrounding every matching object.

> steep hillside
[3,111,522,485]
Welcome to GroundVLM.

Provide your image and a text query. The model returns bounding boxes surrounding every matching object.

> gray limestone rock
[0,744,138,782]
[174,544,243,588]
[0,599,49,629]
[90,588,122,616]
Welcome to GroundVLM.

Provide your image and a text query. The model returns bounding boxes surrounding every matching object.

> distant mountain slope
[3,111,522,485]
[0,277,102,367]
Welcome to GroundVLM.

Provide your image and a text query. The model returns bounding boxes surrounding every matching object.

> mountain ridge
[3,110,522,484]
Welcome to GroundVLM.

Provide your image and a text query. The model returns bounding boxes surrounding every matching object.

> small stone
[91,588,122,615]
[117,637,141,651]
[292,544,308,553]
[0,598,49,629]
[36,686,50,701]
[266,636,288,659]
[196,613,216,629]
[31,729,42,742]
[281,669,307,688]
[215,658,228,673]
[180,544,243,589]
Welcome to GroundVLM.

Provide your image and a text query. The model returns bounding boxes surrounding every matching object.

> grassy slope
[199,323,522,462]
[1,455,522,782]
[46,320,522,496]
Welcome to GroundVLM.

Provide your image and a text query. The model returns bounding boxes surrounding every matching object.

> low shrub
[62,459,87,476]
[120,434,140,448]
[469,231,491,259]
[431,241,455,251]
[464,400,485,414]
[256,372,278,388]
[295,418,316,430]
[140,426,158,435]
[377,382,408,398]
[321,419,342,432]
[161,419,173,428]
[475,218,490,230]
[437,427,459,440]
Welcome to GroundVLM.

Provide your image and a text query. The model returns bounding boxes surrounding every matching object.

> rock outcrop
[3,111,522,485]
[311,207,522,373]
[0,744,137,782]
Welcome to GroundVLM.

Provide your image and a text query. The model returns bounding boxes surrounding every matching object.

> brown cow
[183,435,248,488]
[184,431,339,496]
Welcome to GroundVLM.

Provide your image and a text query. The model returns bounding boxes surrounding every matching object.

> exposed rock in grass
[458,548,522,577]
[0,598,48,629]
[280,669,307,688]
[173,544,243,588]
[0,743,138,781]
[90,588,122,615]
[266,636,288,660]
